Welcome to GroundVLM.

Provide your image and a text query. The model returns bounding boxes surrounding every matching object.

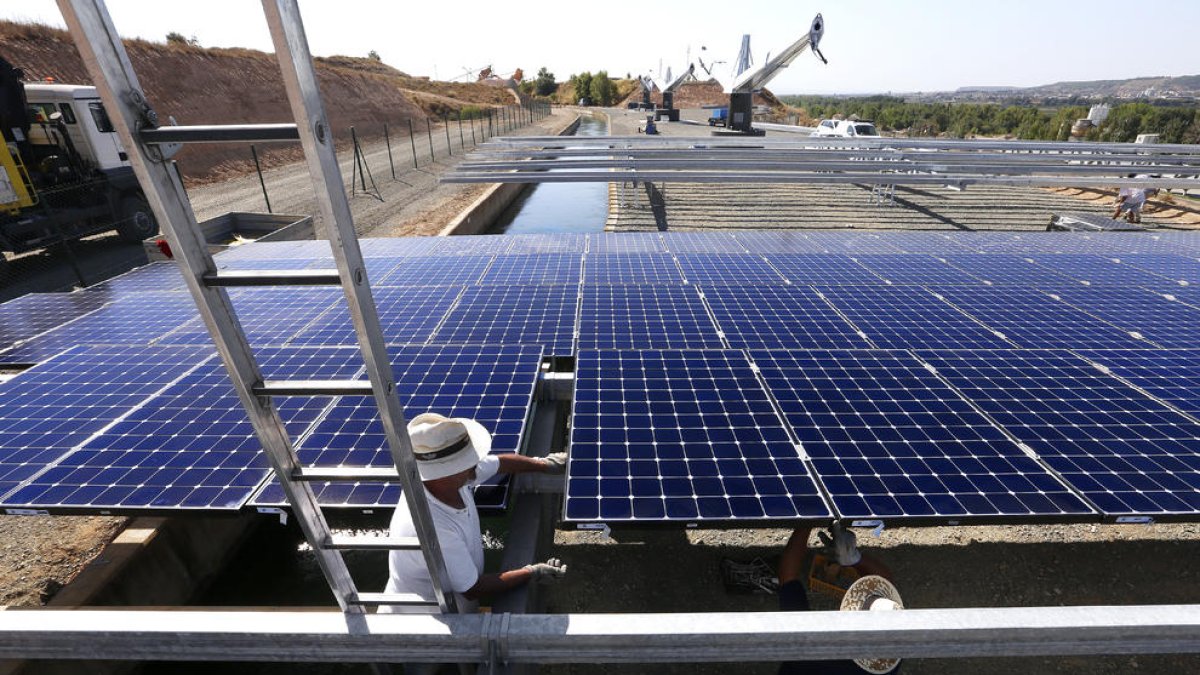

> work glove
[541,452,568,475]
[524,557,567,582]
[819,522,862,566]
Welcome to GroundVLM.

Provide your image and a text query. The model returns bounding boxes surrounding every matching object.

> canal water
[488,114,610,234]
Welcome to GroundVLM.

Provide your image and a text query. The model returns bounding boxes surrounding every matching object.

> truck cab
[24,84,129,173]
[812,119,881,139]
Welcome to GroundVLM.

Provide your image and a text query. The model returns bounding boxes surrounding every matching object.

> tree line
[779,95,1200,144]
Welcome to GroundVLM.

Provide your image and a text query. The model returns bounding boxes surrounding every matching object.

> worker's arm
[497,452,567,475]
[778,526,813,585]
[463,558,566,600]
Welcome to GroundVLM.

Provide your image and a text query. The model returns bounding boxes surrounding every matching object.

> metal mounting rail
[58,0,459,619]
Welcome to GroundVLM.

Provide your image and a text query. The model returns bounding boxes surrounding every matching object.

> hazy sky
[7,0,1199,94]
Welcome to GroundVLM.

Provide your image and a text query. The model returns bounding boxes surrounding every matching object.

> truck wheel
[115,194,159,243]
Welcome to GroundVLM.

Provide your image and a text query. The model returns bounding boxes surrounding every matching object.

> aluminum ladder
[57,0,458,615]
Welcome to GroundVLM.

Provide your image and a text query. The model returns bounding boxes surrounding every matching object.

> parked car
[811,119,881,138]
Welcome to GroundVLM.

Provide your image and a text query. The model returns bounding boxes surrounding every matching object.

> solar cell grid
[1045,286,1200,349]
[1073,349,1200,418]
[1028,255,1183,287]
[819,286,1011,350]
[733,231,823,254]
[583,254,684,285]
[565,349,832,523]
[933,286,1150,350]
[587,233,665,254]
[504,234,588,254]
[881,232,979,255]
[578,286,723,350]
[158,288,342,348]
[213,241,331,261]
[377,255,493,286]
[660,232,747,254]
[290,286,463,346]
[0,293,107,350]
[805,232,903,254]
[479,254,583,286]
[852,255,986,285]
[941,254,1083,285]
[2,348,362,511]
[765,254,887,285]
[675,254,789,285]
[358,238,441,257]
[703,285,870,350]
[750,349,1093,521]
[83,262,187,293]
[919,349,1200,517]
[423,236,512,256]
[432,285,578,354]
[964,233,1120,255]
[1118,254,1200,285]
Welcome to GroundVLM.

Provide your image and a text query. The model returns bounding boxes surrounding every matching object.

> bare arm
[778,526,813,585]
[497,453,556,475]
[462,567,534,601]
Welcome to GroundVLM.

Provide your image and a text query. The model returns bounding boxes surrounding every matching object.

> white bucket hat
[840,575,904,674]
[407,412,491,481]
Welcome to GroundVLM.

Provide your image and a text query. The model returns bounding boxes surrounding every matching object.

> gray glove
[524,557,567,582]
[541,452,568,475]
[819,523,862,566]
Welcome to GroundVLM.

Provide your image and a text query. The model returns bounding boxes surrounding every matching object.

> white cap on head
[407,413,491,481]
[840,575,904,674]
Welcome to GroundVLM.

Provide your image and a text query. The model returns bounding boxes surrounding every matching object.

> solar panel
[819,286,1012,350]
[290,286,464,346]
[765,254,887,285]
[565,349,832,523]
[504,234,588,254]
[377,255,493,286]
[432,285,578,355]
[750,349,1093,521]
[919,349,1200,518]
[0,293,107,350]
[1073,349,1200,417]
[932,286,1151,349]
[1119,254,1200,285]
[941,254,1084,285]
[82,262,188,293]
[587,233,665,254]
[0,296,199,365]
[2,348,362,511]
[158,288,342,348]
[252,344,543,509]
[583,254,685,285]
[882,232,979,255]
[963,233,1120,255]
[852,254,986,285]
[215,258,327,271]
[1028,255,1183,287]
[215,240,332,260]
[422,236,512,256]
[578,286,723,350]
[733,231,824,254]
[0,345,211,503]
[805,232,904,254]
[358,238,441,257]
[675,254,789,285]
[1044,286,1200,349]
[703,285,871,350]
[661,232,747,254]
[479,254,583,286]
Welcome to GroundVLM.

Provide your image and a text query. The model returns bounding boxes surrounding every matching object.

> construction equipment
[722,14,828,136]
[628,75,656,110]
[655,63,696,122]
[57,0,461,628]
[0,56,160,276]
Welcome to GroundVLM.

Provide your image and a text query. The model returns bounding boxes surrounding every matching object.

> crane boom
[663,64,696,94]
[731,14,824,93]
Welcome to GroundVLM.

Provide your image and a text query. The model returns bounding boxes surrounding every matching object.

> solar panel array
[1,230,1199,527]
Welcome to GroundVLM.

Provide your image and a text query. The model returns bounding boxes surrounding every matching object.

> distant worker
[777,523,902,674]
[1112,186,1158,224]
[639,114,658,135]
[381,413,568,614]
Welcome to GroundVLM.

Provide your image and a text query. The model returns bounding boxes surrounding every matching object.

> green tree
[535,67,557,97]
[571,72,593,104]
[590,71,615,106]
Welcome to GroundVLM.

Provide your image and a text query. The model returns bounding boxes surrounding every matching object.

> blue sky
[7,0,1198,94]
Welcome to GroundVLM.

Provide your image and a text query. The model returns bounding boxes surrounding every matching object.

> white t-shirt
[379,454,500,614]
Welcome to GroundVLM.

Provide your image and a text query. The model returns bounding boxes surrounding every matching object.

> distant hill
[958,75,1200,99]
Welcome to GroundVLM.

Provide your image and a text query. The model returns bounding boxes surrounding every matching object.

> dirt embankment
[615,77,779,110]
[0,21,518,185]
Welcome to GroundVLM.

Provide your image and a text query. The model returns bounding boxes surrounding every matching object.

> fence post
[408,118,418,168]
[384,123,396,180]
[350,126,367,194]
[426,118,435,163]
[458,111,465,149]
[250,144,271,213]
[444,114,452,157]
[470,112,477,145]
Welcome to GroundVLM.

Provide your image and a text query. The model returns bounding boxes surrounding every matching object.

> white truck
[811,119,881,139]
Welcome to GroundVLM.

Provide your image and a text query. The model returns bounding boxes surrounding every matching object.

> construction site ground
[2,106,1200,674]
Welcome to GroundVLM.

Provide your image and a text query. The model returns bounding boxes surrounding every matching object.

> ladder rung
[292,467,400,481]
[255,380,373,396]
[327,535,421,551]
[204,269,341,286]
[352,592,439,608]
[140,123,300,145]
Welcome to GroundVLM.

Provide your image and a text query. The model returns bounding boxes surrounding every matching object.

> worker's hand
[541,452,568,475]
[819,523,862,566]
[524,557,567,582]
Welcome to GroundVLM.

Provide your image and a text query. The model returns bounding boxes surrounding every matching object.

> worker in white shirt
[1112,186,1158,224]
[381,412,567,614]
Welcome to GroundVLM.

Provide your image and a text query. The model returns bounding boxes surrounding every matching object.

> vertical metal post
[457,111,464,149]
[408,118,418,169]
[350,126,367,195]
[250,144,272,213]
[426,118,434,163]
[444,114,451,157]
[383,123,395,180]
[470,113,476,145]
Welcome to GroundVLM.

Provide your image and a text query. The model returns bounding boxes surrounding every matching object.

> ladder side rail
[261,0,458,614]
[56,0,362,613]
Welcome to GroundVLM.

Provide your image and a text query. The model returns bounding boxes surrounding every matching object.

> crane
[655,63,697,122]
[723,13,827,135]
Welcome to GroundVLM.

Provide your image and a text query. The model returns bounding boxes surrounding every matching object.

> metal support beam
[140,124,300,144]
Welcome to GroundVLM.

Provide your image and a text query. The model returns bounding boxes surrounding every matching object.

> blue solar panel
[565,349,832,523]
[765,255,887,285]
[1119,254,1200,285]
[1073,349,1200,418]
[479,254,583,286]
[358,238,441,257]
[881,232,979,255]
[504,234,588,254]
[1028,255,1184,287]
[933,286,1151,349]
[215,241,332,261]
[0,346,211,503]
[1045,286,1200,349]
[0,293,107,350]
[290,286,464,346]
[377,255,493,286]
[1,348,361,511]
[852,255,986,285]
[583,254,685,285]
[962,233,1118,255]
[252,344,543,509]
[750,349,1093,521]
[805,232,903,254]
[422,236,511,256]
[703,285,871,350]
[578,286,723,350]
[158,288,342,348]
[0,296,199,365]
[432,285,578,354]
[675,254,789,285]
[941,254,1084,285]
[819,286,1012,350]
[587,233,665,254]
[82,262,188,293]
[661,232,747,254]
[734,231,825,254]
[919,349,1200,518]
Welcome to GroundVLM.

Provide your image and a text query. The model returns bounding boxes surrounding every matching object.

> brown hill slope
[1,21,515,183]
[615,78,778,109]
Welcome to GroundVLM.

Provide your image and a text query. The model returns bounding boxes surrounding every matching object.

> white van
[812,119,881,138]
